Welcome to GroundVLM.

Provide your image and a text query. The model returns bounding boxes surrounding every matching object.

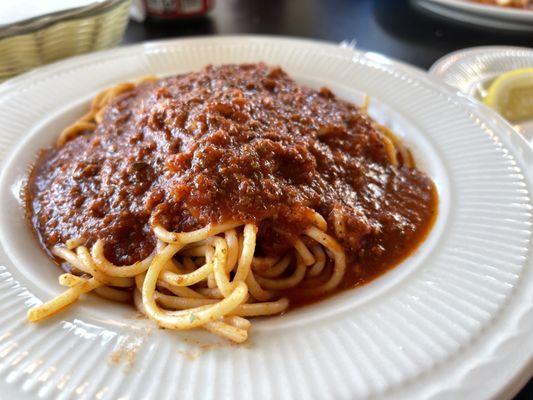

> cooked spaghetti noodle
[25,64,437,342]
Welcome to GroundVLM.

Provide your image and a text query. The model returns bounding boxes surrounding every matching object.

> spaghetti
[25,64,437,342]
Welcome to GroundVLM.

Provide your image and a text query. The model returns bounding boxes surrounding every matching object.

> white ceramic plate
[412,0,533,31]
[430,45,533,147]
[0,36,532,400]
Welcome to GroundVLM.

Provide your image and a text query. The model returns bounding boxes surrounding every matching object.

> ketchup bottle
[143,0,214,19]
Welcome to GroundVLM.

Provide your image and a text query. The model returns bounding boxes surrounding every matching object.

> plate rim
[0,35,532,400]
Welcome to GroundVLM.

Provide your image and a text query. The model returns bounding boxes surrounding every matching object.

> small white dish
[430,45,533,147]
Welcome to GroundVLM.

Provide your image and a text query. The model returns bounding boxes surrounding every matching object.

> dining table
[123,1,533,398]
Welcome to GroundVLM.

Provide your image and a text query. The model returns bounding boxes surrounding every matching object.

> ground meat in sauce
[26,63,437,287]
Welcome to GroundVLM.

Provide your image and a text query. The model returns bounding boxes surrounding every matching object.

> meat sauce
[26,63,437,306]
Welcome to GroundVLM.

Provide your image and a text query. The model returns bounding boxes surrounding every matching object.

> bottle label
[144,0,212,17]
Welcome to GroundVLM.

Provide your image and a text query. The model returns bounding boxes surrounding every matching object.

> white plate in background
[412,0,533,31]
[0,36,532,400]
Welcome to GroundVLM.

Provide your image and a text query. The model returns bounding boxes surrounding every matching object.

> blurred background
[2,0,533,81]
[125,0,533,69]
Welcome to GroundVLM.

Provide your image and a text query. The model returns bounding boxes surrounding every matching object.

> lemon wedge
[484,68,533,122]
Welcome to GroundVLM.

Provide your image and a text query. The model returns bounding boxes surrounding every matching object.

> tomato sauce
[26,63,437,300]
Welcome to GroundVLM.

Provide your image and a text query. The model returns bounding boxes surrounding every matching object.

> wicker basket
[0,0,132,82]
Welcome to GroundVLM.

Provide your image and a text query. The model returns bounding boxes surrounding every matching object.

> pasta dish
[25,64,437,342]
